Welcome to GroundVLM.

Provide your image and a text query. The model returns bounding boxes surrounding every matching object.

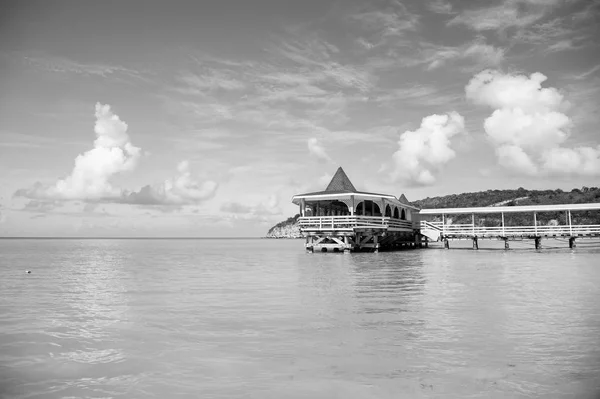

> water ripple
[1,239,599,398]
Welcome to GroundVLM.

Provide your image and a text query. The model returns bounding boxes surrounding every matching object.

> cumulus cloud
[15,103,141,200]
[390,112,466,186]
[121,161,218,206]
[15,103,220,206]
[466,69,600,176]
[307,137,333,163]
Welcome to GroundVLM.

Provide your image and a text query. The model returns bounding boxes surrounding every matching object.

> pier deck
[420,203,600,249]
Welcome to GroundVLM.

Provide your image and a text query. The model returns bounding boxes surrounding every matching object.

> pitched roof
[398,194,410,204]
[293,167,394,198]
[325,167,357,193]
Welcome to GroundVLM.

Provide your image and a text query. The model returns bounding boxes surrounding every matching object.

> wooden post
[350,195,355,216]
[534,212,537,235]
[568,210,572,236]
[472,236,478,250]
[472,213,475,236]
[501,212,505,237]
[373,235,379,253]
[300,199,305,217]
[442,214,445,235]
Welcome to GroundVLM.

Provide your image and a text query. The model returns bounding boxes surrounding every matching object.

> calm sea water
[1,238,599,399]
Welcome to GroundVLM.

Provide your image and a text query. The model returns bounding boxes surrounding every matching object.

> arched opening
[355,200,381,216]
[385,204,392,217]
[329,200,350,216]
[393,207,399,219]
[310,200,350,216]
[400,208,406,220]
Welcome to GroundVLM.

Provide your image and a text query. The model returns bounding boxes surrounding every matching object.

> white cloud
[15,103,141,200]
[420,39,505,72]
[448,0,555,32]
[15,104,219,205]
[466,69,600,176]
[220,194,282,218]
[428,0,454,14]
[121,161,218,206]
[541,147,600,176]
[390,112,466,186]
[307,137,333,163]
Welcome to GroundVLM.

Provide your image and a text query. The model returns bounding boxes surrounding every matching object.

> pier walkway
[419,203,600,249]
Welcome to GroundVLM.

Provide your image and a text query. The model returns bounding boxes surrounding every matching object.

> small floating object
[26,270,31,274]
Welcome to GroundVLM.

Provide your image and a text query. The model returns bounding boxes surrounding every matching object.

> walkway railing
[420,221,600,237]
[299,216,414,231]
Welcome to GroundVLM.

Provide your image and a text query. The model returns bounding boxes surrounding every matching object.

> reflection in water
[1,239,599,398]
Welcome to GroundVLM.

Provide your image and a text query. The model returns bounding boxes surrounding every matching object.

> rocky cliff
[265,214,302,238]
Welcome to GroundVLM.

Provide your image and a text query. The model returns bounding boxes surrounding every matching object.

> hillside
[265,214,302,238]
[265,186,600,236]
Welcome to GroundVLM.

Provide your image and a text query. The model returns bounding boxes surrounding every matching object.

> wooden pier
[419,203,600,249]
[292,167,600,253]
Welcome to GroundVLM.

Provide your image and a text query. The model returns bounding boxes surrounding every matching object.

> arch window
[355,200,381,216]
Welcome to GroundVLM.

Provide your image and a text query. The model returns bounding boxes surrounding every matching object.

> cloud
[220,195,282,219]
[351,0,419,38]
[409,38,505,72]
[121,161,218,206]
[177,70,246,93]
[427,0,454,14]
[390,112,466,186]
[15,103,142,201]
[541,147,600,176]
[307,138,333,163]
[23,54,146,82]
[466,69,600,176]
[570,64,600,81]
[22,200,61,213]
[14,104,220,206]
[448,0,560,32]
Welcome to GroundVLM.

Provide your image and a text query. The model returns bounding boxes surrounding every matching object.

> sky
[0,0,599,237]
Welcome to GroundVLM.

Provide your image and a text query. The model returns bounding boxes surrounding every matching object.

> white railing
[419,221,600,236]
[299,216,413,231]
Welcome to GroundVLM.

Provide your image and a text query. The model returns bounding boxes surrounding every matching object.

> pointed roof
[325,167,357,193]
[291,166,420,210]
[292,166,392,198]
[398,194,410,204]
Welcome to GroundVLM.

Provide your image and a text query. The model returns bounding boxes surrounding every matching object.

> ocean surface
[1,238,599,399]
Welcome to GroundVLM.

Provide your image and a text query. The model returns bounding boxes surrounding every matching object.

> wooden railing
[299,216,414,231]
[420,221,600,236]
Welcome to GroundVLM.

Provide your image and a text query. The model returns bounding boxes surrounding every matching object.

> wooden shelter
[292,167,421,252]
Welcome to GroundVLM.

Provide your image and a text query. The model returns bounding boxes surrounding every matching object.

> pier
[419,203,600,249]
[292,167,600,252]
